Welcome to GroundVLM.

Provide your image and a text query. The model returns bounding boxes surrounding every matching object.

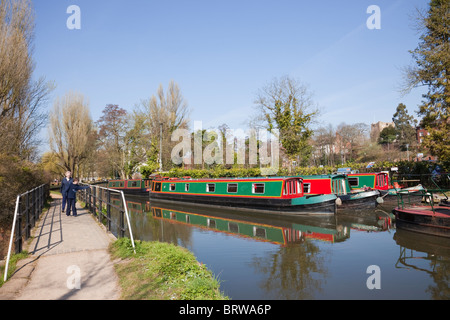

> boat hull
[393,206,450,238]
[338,190,380,208]
[149,192,337,216]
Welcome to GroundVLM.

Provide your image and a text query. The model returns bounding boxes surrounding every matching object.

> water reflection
[109,195,450,299]
[394,229,450,300]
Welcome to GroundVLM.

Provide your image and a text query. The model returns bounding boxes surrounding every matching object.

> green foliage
[392,103,417,151]
[378,125,397,145]
[407,0,450,164]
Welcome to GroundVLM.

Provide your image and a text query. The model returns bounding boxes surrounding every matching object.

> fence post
[120,209,125,238]
[106,189,111,232]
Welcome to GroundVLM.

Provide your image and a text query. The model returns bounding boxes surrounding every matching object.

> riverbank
[109,238,228,300]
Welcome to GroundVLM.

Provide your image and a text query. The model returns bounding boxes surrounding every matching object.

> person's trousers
[66,198,78,216]
[62,193,68,211]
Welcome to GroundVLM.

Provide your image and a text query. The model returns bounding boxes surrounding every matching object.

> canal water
[116,195,449,300]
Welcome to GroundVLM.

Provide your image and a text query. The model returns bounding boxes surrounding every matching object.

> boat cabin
[107,179,152,194]
[301,174,350,196]
[347,172,389,191]
[150,177,304,199]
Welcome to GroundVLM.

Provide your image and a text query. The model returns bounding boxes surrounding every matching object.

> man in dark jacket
[66,178,90,217]
[60,171,73,213]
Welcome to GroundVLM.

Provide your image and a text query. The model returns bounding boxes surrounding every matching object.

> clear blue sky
[32,0,429,143]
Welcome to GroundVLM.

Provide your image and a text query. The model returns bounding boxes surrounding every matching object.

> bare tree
[336,122,369,162]
[48,92,95,177]
[0,0,53,160]
[136,80,190,171]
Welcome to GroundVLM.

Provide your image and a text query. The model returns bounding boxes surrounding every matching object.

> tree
[392,103,417,151]
[0,0,53,160]
[378,125,397,146]
[336,122,369,162]
[96,104,129,179]
[136,81,190,172]
[403,0,450,165]
[312,124,336,166]
[254,76,318,168]
[48,92,95,177]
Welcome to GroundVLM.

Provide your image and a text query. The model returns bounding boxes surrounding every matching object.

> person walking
[60,171,73,213]
[66,178,90,217]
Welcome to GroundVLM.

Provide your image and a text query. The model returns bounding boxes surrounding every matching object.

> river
[113,194,449,300]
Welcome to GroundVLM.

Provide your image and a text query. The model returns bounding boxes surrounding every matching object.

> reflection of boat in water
[394,229,450,297]
[115,196,395,244]
[336,208,394,233]
[148,200,348,246]
[394,229,450,258]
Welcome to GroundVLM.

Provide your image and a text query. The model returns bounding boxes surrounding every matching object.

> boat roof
[397,206,450,218]
[154,176,303,182]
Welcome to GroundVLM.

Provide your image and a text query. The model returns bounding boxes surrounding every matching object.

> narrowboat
[347,172,425,197]
[107,179,152,195]
[393,191,450,238]
[300,174,381,208]
[149,177,338,215]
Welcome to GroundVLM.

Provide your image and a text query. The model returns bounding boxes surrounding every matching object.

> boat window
[131,181,138,187]
[227,183,238,193]
[153,208,162,218]
[229,222,239,233]
[284,180,302,195]
[254,227,267,239]
[154,182,162,192]
[119,182,124,187]
[207,183,215,192]
[348,177,359,187]
[170,183,176,191]
[253,183,265,194]
[207,219,216,229]
[303,183,311,193]
[185,183,189,192]
[377,174,387,187]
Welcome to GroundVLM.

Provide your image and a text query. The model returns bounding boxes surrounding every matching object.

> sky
[32,0,429,152]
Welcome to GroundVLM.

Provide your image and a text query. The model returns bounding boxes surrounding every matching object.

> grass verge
[0,251,29,287]
[110,238,228,300]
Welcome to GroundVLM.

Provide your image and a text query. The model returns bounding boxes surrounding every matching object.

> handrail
[81,185,136,254]
[3,195,22,282]
[3,184,46,282]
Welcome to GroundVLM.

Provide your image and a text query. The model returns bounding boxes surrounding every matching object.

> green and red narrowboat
[300,174,381,208]
[347,172,425,197]
[107,179,152,195]
[149,177,338,215]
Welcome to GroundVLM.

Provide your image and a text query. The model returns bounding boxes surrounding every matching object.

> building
[370,121,394,142]
[414,126,438,162]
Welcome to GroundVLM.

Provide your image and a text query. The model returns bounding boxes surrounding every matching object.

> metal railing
[78,185,135,253]
[3,184,48,282]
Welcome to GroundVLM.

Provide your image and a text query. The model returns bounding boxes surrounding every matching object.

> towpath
[0,194,121,300]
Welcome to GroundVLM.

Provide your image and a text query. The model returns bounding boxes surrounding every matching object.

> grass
[109,238,228,300]
[0,251,29,287]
